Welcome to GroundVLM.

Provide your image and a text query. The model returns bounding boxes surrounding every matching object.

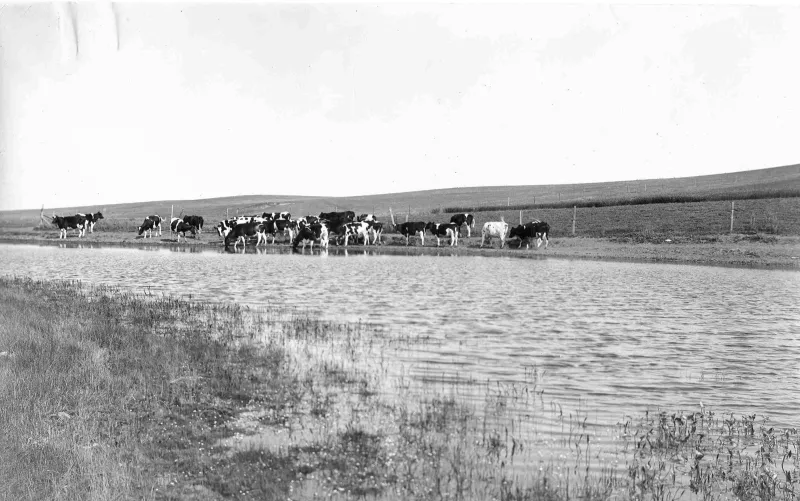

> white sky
[1,2,799,210]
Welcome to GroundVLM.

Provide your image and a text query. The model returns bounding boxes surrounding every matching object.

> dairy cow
[224,221,263,249]
[292,223,329,251]
[51,215,86,239]
[138,215,163,238]
[425,222,459,247]
[171,219,197,242]
[450,213,475,238]
[76,212,104,233]
[480,221,509,248]
[182,215,204,234]
[508,221,550,249]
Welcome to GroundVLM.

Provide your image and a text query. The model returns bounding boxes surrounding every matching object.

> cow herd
[53,209,550,250]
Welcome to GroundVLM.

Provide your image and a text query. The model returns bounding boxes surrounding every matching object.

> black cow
[449,213,475,238]
[425,222,459,247]
[508,221,550,249]
[76,212,104,233]
[183,215,204,233]
[224,221,264,249]
[319,211,355,228]
[137,215,163,238]
[292,223,329,251]
[51,215,87,239]
[395,221,427,246]
[172,219,197,242]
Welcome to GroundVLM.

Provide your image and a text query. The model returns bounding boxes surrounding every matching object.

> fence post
[572,206,576,236]
[507,197,510,207]
[226,208,229,219]
[519,210,522,225]
[730,201,735,233]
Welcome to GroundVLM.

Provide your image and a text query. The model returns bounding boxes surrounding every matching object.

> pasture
[1,164,799,239]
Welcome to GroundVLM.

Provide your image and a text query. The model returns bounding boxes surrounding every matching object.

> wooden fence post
[519,210,522,225]
[730,201,735,233]
[507,197,510,207]
[572,206,576,236]
[226,208,229,219]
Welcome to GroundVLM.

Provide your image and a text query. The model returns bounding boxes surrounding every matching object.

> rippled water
[2,242,799,431]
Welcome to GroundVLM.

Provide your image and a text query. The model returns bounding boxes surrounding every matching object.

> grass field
[1,164,799,231]
[2,278,798,500]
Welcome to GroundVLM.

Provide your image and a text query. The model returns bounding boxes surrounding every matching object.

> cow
[365,220,384,245]
[299,215,319,227]
[292,223,329,251]
[51,215,86,239]
[262,211,291,221]
[425,222,459,247]
[257,220,280,245]
[172,219,197,242]
[76,212,104,233]
[137,215,163,238]
[182,215,204,234]
[508,221,550,249]
[319,211,355,227]
[224,221,263,249]
[394,222,426,246]
[480,221,509,248]
[343,221,371,246]
[450,213,475,238]
[357,214,377,222]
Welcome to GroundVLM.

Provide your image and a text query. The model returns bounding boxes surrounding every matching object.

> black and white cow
[299,215,319,227]
[183,215,204,234]
[224,221,264,249]
[450,213,475,238]
[51,215,86,239]
[425,222,459,247]
[395,221,427,246]
[172,219,197,242]
[262,211,291,221]
[480,221,509,248]
[365,220,384,245]
[292,223,329,251]
[76,212,104,233]
[357,214,377,222]
[508,221,550,249]
[343,221,371,246]
[137,215,163,238]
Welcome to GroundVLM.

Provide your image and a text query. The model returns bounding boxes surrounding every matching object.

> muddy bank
[1,226,799,269]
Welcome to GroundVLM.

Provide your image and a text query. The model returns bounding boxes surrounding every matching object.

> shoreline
[1,226,799,269]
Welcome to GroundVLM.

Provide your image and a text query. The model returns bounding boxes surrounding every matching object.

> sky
[1,2,799,211]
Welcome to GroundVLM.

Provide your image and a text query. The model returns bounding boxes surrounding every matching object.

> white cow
[480,221,509,248]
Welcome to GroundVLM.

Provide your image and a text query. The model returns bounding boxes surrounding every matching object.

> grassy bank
[1,224,799,269]
[1,277,798,500]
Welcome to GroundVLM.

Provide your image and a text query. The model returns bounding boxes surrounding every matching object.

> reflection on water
[2,242,799,435]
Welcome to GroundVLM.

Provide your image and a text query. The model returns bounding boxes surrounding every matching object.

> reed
[0,277,797,500]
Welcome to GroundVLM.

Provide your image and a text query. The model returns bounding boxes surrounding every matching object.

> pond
[2,242,798,432]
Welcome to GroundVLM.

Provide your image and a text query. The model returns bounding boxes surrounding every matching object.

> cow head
[95,212,105,221]
[425,222,437,233]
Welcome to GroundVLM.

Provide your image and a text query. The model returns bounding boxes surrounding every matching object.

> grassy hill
[2,163,799,237]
